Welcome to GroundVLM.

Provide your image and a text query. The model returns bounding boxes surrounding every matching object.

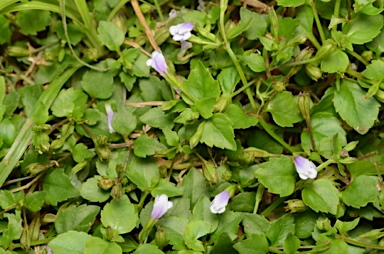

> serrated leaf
[133,244,164,254]
[342,175,379,208]
[112,105,137,136]
[343,13,383,44]
[217,67,240,95]
[139,107,174,130]
[227,8,254,39]
[362,60,384,81]
[97,21,125,51]
[51,88,88,117]
[101,195,138,234]
[82,71,114,99]
[133,134,167,158]
[25,192,45,212]
[224,103,258,129]
[43,169,80,206]
[233,234,269,254]
[199,113,237,150]
[184,61,220,102]
[266,91,302,127]
[267,214,295,246]
[151,179,183,197]
[55,205,100,234]
[16,10,51,35]
[254,156,296,197]
[184,220,212,251]
[333,80,380,134]
[126,155,160,191]
[0,15,11,44]
[302,179,339,215]
[320,49,349,73]
[239,53,266,73]
[194,97,216,119]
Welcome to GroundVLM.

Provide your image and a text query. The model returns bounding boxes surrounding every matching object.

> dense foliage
[1,0,384,253]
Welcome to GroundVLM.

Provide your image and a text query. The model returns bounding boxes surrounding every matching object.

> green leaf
[84,237,122,254]
[362,60,384,81]
[80,177,110,203]
[209,212,244,244]
[227,8,254,39]
[43,169,80,206]
[48,231,92,254]
[18,84,44,118]
[133,244,164,254]
[126,155,160,191]
[101,195,138,234]
[51,88,88,117]
[343,13,383,44]
[184,61,220,101]
[2,213,22,249]
[333,80,380,134]
[210,233,238,254]
[139,107,174,130]
[217,67,240,95]
[284,233,301,254]
[277,0,305,7]
[302,179,339,215]
[0,15,11,44]
[151,179,183,197]
[199,113,237,150]
[230,192,255,212]
[239,53,266,73]
[191,196,219,232]
[97,21,125,51]
[182,169,210,207]
[73,143,94,163]
[32,101,49,125]
[334,218,360,236]
[242,214,270,237]
[55,22,84,45]
[233,234,269,254]
[294,211,318,239]
[266,91,302,127]
[16,10,51,35]
[223,104,258,129]
[320,48,349,73]
[184,220,212,251]
[112,104,137,136]
[342,175,379,208]
[194,97,216,119]
[133,134,167,158]
[162,127,179,146]
[0,190,17,210]
[267,214,295,246]
[25,192,45,212]
[254,156,296,197]
[82,71,114,99]
[55,205,100,234]
[244,11,267,40]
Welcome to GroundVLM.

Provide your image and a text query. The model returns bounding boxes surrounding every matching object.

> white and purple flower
[169,22,195,41]
[151,194,173,220]
[210,190,230,214]
[146,50,168,75]
[294,156,318,180]
[104,103,115,134]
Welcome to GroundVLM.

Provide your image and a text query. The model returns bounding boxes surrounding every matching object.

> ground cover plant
[1,0,384,253]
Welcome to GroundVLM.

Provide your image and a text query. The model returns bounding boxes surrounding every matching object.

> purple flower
[169,22,195,41]
[151,194,173,220]
[104,103,115,134]
[146,50,168,75]
[294,156,318,180]
[210,190,230,214]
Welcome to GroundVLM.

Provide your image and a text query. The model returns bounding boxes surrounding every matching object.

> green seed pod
[98,178,114,190]
[315,40,336,60]
[286,199,307,213]
[375,89,384,103]
[7,46,30,57]
[272,80,286,92]
[305,64,323,81]
[155,227,168,249]
[298,92,312,124]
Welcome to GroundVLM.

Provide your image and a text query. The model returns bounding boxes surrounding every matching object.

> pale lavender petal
[294,156,317,180]
[105,103,115,133]
[210,190,230,214]
[169,22,194,42]
[151,194,173,220]
[179,22,195,33]
[147,50,168,75]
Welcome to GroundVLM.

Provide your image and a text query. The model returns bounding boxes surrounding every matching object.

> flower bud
[7,46,30,57]
[139,2,152,13]
[214,96,231,112]
[293,156,317,180]
[362,51,373,62]
[305,64,323,81]
[285,199,307,213]
[111,183,122,200]
[272,80,286,92]
[155,27,171,46]
[29,216,41,241]
[84,48,99,61]
[51,139,65,150]
[316,218,332,231]
[296,47,314,62]
[155,227,168,249]
[151,194,173,220]
[315,40,336,60]
[210,190,230,214]
[376,89,384,103]
[189,122,205,149]
[169,22,195,41]
[146,50,168,75]
[112,14,127,34]
[202,159,217,184]
[297,92,312,124]
[98,178,114,190]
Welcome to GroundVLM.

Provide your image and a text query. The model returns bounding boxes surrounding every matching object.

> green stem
[231,80,255,98]
[346,49,370,66]
[270,57,318,71]
[253,184,265,214]
[260,197,286,216]
[334,0,342,18]
[336,235,384,250]
[268,247,285,254]
[258,117,296,154]
[219,0,257,111]
[309,0,326,44]
[9,237,55,250]
[107,0,130,21]
[153,0,164,22]
[138,191,150,209]
[316,159,334,171]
